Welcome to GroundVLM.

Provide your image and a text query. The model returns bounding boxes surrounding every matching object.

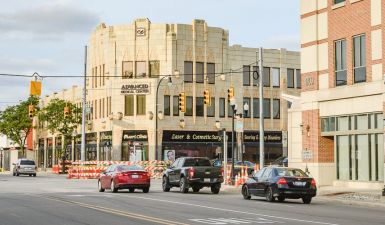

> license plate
[205,171,211,175]
[293,181,306,186]
[204,178,210,183]
[132,175,139,179]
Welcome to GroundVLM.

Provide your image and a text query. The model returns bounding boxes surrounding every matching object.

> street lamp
[230,98,237,183]
[241,102,249,164]
[155,76,172,160]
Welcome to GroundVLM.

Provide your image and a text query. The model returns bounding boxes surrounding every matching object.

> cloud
[262,35,300,51]
[0,2,100,41]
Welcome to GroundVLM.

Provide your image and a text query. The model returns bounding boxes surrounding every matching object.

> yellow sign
[30,81,42,96]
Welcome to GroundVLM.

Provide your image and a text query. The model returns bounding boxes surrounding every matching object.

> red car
[98,164,150,193]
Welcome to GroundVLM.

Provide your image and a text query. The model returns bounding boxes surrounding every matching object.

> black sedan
[241,167,316,204]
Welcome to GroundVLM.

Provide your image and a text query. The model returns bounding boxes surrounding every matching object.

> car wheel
[242,185,251,200]
[265,187,275,202]
[302,197,312,204]
[192,187,200,192]
[277,196,285,202]
[129,188,135,193]
[211,183,221,194]
[33,174,36,177]
[162,176,171,192]
[16,172,19,176]
[111,180,118,193]
[98,180,105,192]
[142,187,149,193]
[29,174,32,177]
[179,176,188,193]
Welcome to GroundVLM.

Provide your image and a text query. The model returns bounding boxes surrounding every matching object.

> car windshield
[276,168,307,177]
[117,165,144,172]
[20,160,35,165]
[184,158,211,167]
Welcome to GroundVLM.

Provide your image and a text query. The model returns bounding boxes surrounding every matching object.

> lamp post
[155,76,172,160]
[242,102,249,164]
[230,98,237,183]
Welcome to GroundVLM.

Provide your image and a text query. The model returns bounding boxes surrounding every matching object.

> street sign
[302,149,313,160]
[235,120,243,132]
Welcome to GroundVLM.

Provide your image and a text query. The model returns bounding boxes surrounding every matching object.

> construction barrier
[66,160,172,179]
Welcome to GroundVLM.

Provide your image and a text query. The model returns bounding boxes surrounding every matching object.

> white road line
[121,195,339,225]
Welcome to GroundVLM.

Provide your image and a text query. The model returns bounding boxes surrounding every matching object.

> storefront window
[100,131,112,161]
[355,114,368,130]
[337,116,349,131]
[122,130,148,161]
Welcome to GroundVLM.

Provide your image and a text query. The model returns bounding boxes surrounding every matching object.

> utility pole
[258,47,264,169]
[81,46,87,161]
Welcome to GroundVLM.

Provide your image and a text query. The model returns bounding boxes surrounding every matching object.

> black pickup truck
[162,157,223,194]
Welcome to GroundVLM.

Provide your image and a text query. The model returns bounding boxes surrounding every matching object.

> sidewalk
[221,184,385,208]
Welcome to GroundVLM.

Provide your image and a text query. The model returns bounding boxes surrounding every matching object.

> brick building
[291,0,385,189]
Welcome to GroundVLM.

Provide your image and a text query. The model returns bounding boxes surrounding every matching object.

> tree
[38,98,81,172]
[0,96,40,157]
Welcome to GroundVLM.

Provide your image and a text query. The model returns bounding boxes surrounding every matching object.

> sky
[0,0,300,110]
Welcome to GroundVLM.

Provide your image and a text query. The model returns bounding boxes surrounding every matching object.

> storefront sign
[123,130,148,142]
[100,131,112,142]
[243,131,282,143]
[163,131,282,143]
[121,83,151,95]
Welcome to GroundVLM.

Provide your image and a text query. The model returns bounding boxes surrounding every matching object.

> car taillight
[277,178,287,185]
[310,178,316,188]
[189,167,195,178]
[220,167,224,176]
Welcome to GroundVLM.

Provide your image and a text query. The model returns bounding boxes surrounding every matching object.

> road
[0,173,384,225]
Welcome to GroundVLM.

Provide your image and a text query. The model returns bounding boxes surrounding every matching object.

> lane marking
[189,217,283,224]
[41,195,189,225]
[121,195,339,225]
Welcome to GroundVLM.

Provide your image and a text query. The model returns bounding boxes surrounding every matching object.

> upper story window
[207,97,215,117]
[185,96,193,116]
[122,61,133,79]
[335,39,347,86]
[164,95,170,116]
[353,34,366,83]
[219,98,225,118]
[196,97,204,116]
[243,98,251,118]
[273,99,280,119]
[296,69,301,89]
[184,61,193,83]
[136,95,146,115]
[334,0,345,4]
[136,61,146,78]
[207,63,215,84]
[263,67,270,87]
[272,68,280,88]
[196,62,204,83]
[149,61,160,78]
[173,95,179,116]
[253,98,259,118]
[124,95,134,116]
[243,65,250,86]
[287,69,295,88]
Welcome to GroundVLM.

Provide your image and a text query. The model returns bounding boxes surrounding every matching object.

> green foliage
[38,98,82,145]
[0,96,40,157]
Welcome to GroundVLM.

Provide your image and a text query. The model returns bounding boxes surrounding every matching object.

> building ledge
[350,0,363,4]
[332,2,346,10]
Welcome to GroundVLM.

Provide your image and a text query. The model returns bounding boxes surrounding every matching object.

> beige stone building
[291,0,385,189]
[34,18,300,168]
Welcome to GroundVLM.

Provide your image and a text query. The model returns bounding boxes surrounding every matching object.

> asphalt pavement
[0,172,385,225]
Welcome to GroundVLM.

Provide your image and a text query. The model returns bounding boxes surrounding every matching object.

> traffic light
[179,92,186,113]
[227,87,234,102]
[28,104,34,118]
[64,106,70,118]
[203,90,210,105]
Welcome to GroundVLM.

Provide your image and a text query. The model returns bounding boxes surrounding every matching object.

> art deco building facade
[33,18,300,168]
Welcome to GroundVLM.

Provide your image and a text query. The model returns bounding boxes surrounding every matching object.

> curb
[316,195,385,209]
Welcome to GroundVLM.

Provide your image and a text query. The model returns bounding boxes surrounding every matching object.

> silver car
[12,159,37,177]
